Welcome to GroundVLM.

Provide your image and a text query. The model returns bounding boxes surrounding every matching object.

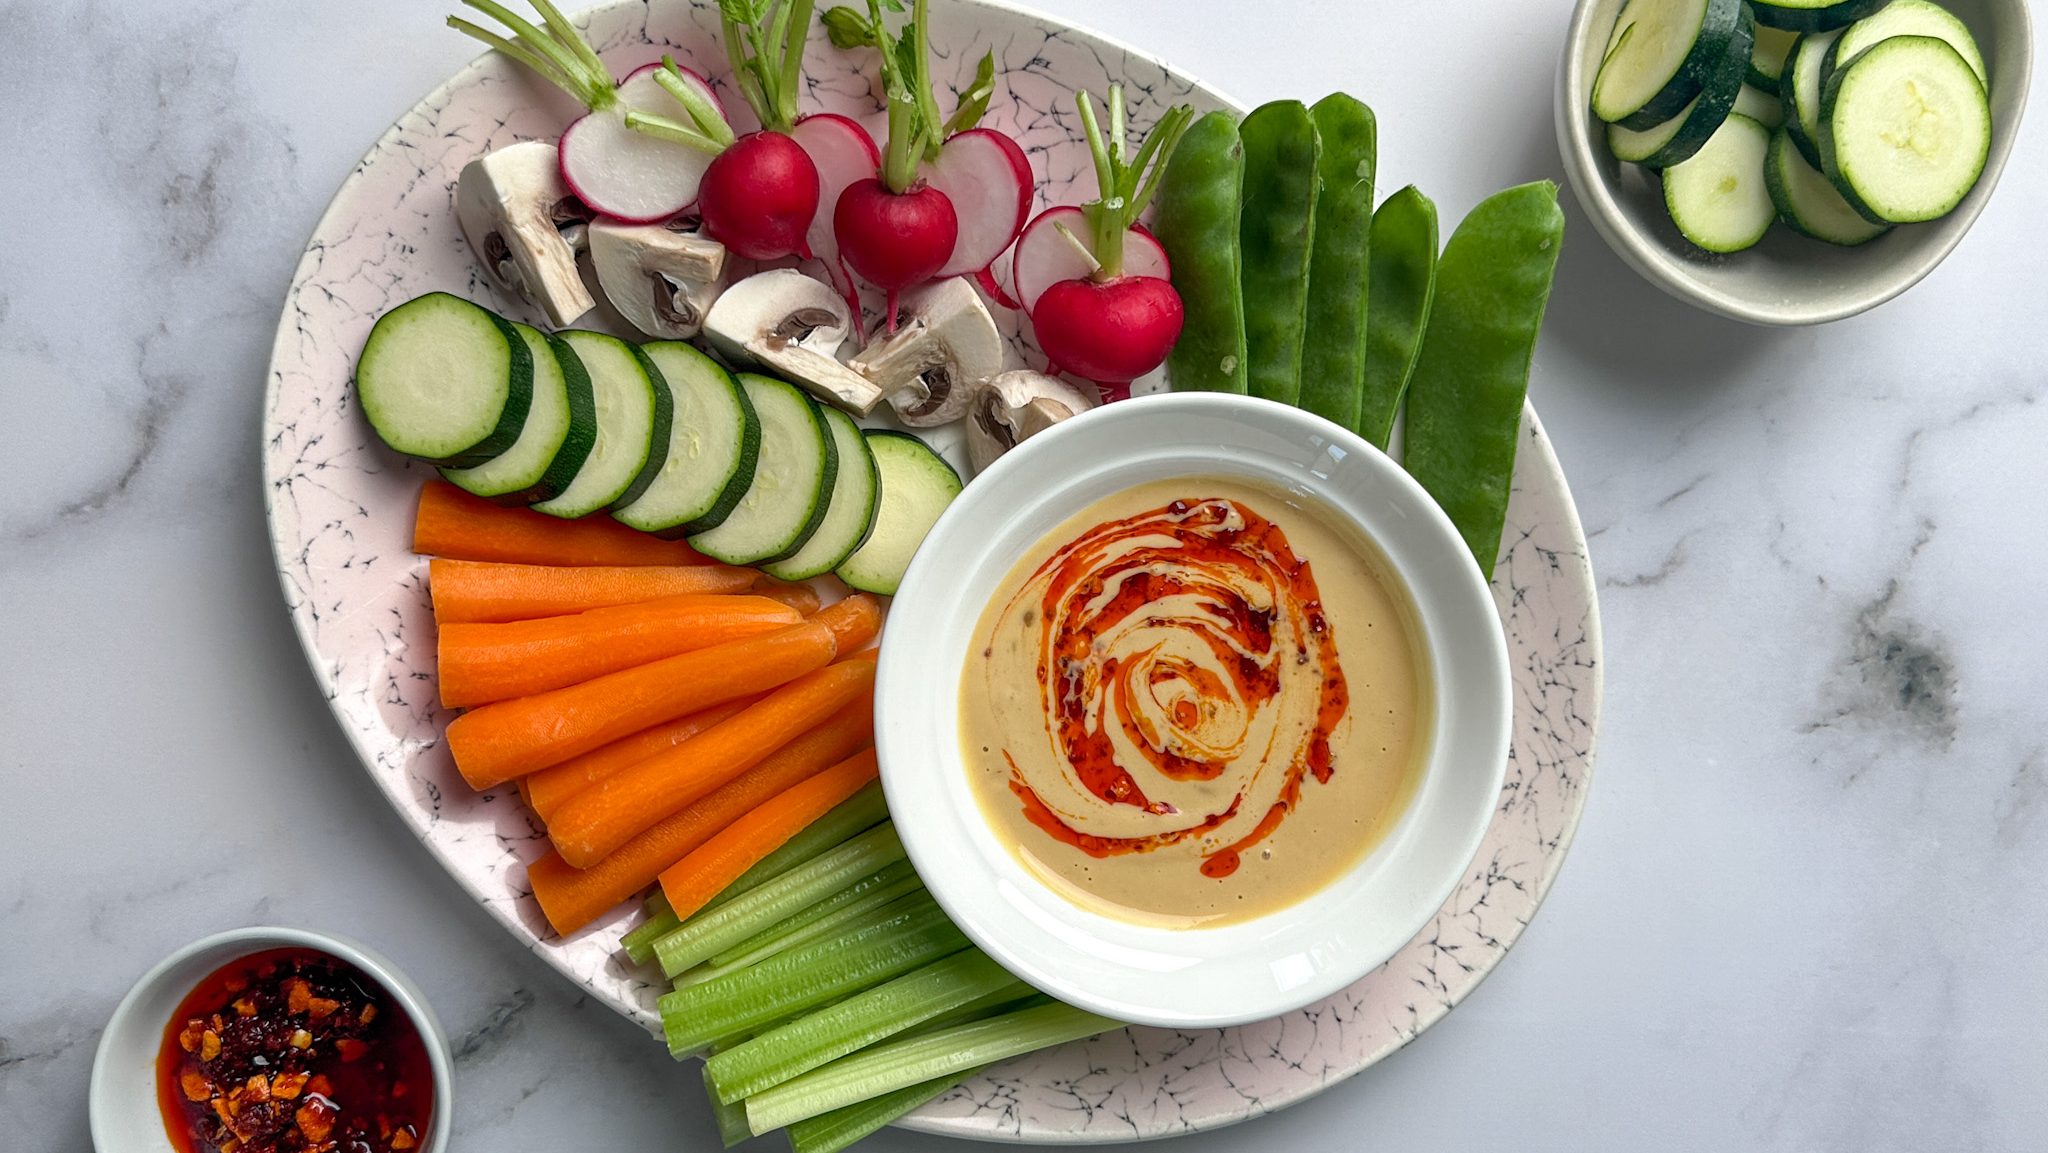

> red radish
[835,179,958,329]
[449,2,735,222]
[789,113,883,308]
[698,131,819,259]
[1021,85,1195,388]
[1012,206,1171,314]
[924,128,1034,279]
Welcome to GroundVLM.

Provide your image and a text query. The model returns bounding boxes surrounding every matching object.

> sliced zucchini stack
[1594,0,1993,252]
[613,342,760,536]
[532,330,672,520]
[441,324,597,504]
[357,293,535,467]
[687,375,838,566]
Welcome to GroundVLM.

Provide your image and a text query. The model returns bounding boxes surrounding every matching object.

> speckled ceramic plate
[262,0,1603,1140]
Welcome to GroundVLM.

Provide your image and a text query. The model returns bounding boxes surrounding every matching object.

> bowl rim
[1553,0,2035,326]
[89,925,455,1153]
[873,392,1513,1029]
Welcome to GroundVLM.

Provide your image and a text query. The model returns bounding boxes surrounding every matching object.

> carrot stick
[657,749,881,921]
[413,480,709,566]
[445,618,842,790]
[808,593,884,654]
[429,559,755,624]
[750,576,822,616]
[437,595,800,708]
[548,656,880,867]
[525,693,876,936]
[524,697,760,824]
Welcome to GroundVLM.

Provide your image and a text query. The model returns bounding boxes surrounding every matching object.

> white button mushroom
[965,370,1099,474]
[700,269,885,415]
[454,140,595,328]
[847,278,1004,428]
[588,218,728,340]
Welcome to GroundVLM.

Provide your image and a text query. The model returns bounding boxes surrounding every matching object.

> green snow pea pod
[1402,180,1564,576]
[1236,100,1321,406]
[1156,110,1248,394]
[1357,185,1438,450]
[1297,93,1377,432]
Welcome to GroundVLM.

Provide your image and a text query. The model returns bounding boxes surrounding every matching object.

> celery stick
[744,1002,1122,1133]
[620,891,680,965]
[709,861,922,968]
[703,1063,754,1148]
[899,987,1042,1040]
[662,896,967,1055]
[713,781,890,907]
[786,1066,990,1153]
[654,823,906,978]
[672,870,926,992]
[707,951,1022,1103]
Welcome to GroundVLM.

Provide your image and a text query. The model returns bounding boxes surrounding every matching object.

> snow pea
[1297,93,1377,432]
[1236,100,1321,406]
[1156,110,1248,393]
[1402,181,1564,575]
[1357,185,1438,450]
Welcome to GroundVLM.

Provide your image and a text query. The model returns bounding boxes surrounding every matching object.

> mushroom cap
[701,269,882,414]
[454,140,594,328]
[849,277,1004,428]
[965,370,1099,473]
[588,218,728,340]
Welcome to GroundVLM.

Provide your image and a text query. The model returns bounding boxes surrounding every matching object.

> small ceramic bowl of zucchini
[1555,0,2031,325]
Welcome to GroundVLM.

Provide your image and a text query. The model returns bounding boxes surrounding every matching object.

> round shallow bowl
[90,926,454,1153]
[1555,0,2033,325]
[875,394,1513,1029]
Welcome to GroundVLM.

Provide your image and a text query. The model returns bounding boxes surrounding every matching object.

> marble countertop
[2,0,2043,1149]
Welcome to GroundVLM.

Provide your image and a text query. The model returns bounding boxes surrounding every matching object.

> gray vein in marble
[1603,531,1693,590]
[455,987,539,1063]
[1805,579,1956,749]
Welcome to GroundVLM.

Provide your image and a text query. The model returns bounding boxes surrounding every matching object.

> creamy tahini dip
[960,477,1430,927]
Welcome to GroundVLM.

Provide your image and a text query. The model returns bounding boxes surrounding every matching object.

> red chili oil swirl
[1001,497,1349,878]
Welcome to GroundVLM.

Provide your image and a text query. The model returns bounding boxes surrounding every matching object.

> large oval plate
[262,0,1602,1140]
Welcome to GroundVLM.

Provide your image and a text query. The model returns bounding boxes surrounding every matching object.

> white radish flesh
[558,66,726,223]
[1011,205,1170,314]
[924,128,1034,279]
[790,113,882,303]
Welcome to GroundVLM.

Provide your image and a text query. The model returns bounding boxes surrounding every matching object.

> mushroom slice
[966,371,1098,473]
[701,269,884,415]
[848,278,1003,427]
[455,140,595,327]
[588,218,728,340]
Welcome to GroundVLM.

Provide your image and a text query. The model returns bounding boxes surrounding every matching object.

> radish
[820,0,1027,328]
[1018,86,1194,389]
[789,113,883,312]
[448,0,735,222]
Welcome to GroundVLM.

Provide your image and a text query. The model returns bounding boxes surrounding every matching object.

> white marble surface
[1,0,2042,1149]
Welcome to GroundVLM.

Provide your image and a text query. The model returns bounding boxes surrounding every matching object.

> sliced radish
[1012,206,1170,314]
[790,114,881,298]
[559,66,726,223]
[924,128,1033,279]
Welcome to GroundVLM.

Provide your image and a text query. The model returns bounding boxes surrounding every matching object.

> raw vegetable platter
[262,0,1604,1140]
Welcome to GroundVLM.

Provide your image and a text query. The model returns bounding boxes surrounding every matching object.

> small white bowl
[1555,0,2033,325]
[874,393,1511,1029]
[90,926,454,1153]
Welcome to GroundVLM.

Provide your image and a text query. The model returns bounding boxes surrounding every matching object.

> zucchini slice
[1820,35,1991,224]
[1749,23,1801,89]
[1607,8,1754,168]
[612,341,761,535]
[1825,0,1988,88]
[356,293,532,467]
[1764,125,1891,245]
[834,431,962,597]
[1593,0,1745,130]
[1781,27,1846,168]
[1750,0,1892,34]
[1661,113,1776,252]
[531,330,669,520]
[1734,83,1785,129]
[761,408,879,582]
[441,325,596,504]
[687,375,836,566]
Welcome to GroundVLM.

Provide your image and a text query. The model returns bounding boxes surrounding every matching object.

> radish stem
[830,0,996,191]
[653,59,737,148]
[624,111,727,154]
[718,0,816,135]
[447,18,583,96]
[1071,85,1194,279]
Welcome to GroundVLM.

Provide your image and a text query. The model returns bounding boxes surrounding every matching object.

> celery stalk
[703,1063,754,1148]
[714,781,890,906]
[619,891,679,965]
[785,1066,990,1153]
[707,861,921,969]
[706,951,1022,1103]
[743,1002,1121,1133]
[654,823,906,978]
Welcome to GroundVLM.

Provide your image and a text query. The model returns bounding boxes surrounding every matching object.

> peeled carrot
[413,481,708,567]
[524,697,759,824]
[524,694,876,937]
[445,617,842,790]
[437,595,800,708]
[809,593,884,654]
[549,656,880,867]
[658,749,881,921]
[428,559,755,624]
[751,576,822,616]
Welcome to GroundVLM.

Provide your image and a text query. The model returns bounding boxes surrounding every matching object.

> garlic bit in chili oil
[961,476,1432,926]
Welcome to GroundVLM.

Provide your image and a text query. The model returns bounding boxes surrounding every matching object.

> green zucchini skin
[1237,100,1322,406]
[1607,0,1748,131]
[439,324,594,505]
[1750,0,1893,34]
[1763,125,1891,245]
[1779,27,1844,169]
[1298,93,1378,433]
[1357,186,1438,453]
[1819,35,1991,225]
[1157,111,1249,394]
[834,431,963,597]
[356,293,534,468]
[610,345,678,511]
[1611,9,1756,169]
[1748,22,1801,88]
[535,334,599,501]
[1402,182,1564,576]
